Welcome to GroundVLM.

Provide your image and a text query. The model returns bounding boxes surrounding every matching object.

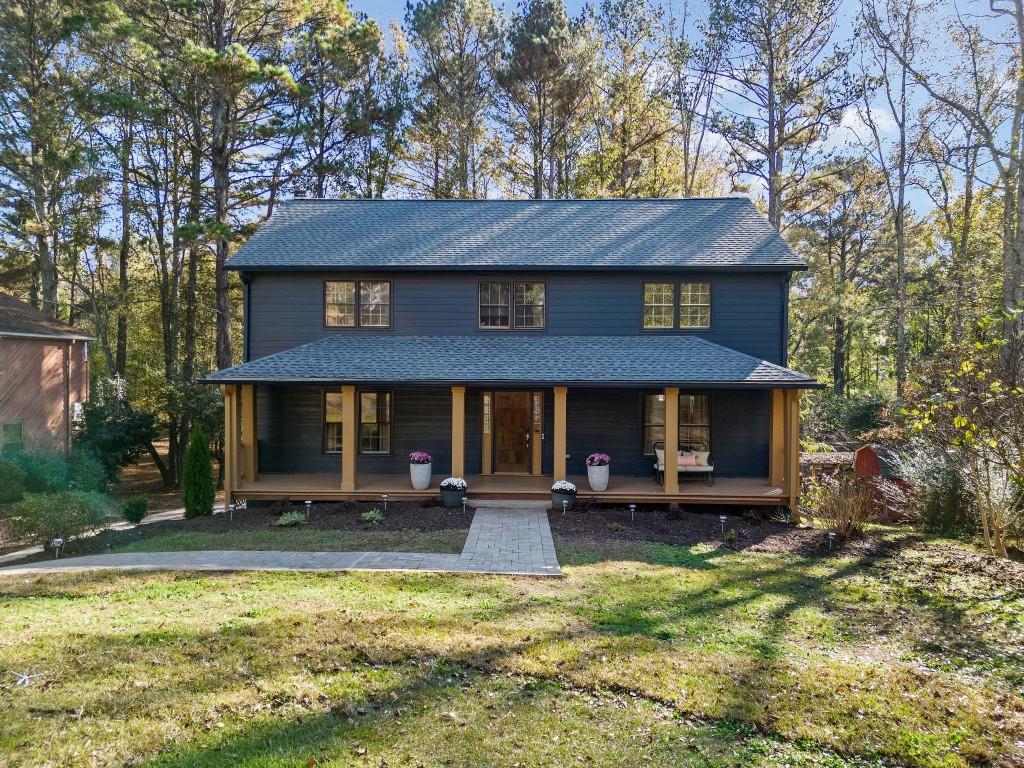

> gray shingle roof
[204,334,819,387]
[227,198,805,271]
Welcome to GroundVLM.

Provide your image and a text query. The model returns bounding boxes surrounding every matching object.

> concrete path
[0,506,187,566]
[0,508,561,577]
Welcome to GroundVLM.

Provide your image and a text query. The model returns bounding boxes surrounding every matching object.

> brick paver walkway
[0,507,561,577]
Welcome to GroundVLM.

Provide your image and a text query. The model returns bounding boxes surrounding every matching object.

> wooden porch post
[785,389,802,519]
[220,385,235,510]
[553,386,567,481]
[240,384,257,482]
[664,387,679,495]
[341,385,357,492]
[769,389,785,487]
[451,386,466,477]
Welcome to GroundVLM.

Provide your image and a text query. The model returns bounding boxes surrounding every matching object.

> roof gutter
[0,330,94,341]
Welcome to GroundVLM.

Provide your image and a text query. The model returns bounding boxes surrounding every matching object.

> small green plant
[2,491,111,546]
[182,424,214,518]
[120,496,149,524]
[360,508,384,525]
[607,522,625,533]
[724,528,738,545]
[275,510,307,527]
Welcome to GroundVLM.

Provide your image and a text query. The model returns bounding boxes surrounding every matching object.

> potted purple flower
[409,451,432,490]
[586,452,610,491]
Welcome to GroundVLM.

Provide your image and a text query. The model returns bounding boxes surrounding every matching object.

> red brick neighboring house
[0,293,91,454]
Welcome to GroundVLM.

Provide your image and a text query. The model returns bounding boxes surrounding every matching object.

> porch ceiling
[204,334,821,389]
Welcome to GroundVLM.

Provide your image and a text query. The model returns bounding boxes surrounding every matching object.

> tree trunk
[115,119,133,375]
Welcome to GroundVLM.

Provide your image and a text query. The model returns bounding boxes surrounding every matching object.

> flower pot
[587,464,609,492]
[551,491,576,511]
[409,462,431,490]
[441,488,465,508]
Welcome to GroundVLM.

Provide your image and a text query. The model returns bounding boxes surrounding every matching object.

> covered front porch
[219,382,804,509]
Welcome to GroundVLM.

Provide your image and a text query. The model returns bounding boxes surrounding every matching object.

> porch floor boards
[235,473,786,505]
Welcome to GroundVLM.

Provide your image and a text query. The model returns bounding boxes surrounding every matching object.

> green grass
[0,535,1022,767]
[108,527,468,555]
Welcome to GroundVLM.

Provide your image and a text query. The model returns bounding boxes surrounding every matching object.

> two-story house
[206,198,820,510]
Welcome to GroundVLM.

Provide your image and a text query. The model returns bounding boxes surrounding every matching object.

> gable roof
[226,198,806,272]
[0,293,92,341]
[204,334,820,388]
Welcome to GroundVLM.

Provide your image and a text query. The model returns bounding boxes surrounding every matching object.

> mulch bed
[549,500,907,558]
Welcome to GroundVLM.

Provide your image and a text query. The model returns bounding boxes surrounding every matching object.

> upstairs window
[479,282,545,329]
[642,281,712,330]
[359,281,391,327]
[642,282,674,329]
[679,282,711,329]
[325,280,391,328]
[325,281,356,327]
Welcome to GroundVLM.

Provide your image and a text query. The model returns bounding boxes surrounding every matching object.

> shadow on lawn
[2,538,1018,767]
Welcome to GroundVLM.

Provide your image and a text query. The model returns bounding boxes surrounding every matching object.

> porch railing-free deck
[233,473,786,505]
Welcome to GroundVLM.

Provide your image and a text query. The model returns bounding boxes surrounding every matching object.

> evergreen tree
[182,424,214,518]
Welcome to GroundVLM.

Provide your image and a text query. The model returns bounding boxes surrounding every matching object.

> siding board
[256,384,770,480]
[247,271,786,364]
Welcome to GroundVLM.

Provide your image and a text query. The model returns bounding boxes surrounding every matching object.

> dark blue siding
[246,271,786,364]
[256,384,769,479]
[257,385,454,475]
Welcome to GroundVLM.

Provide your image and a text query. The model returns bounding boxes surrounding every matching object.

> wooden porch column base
[451,386,465,477]
[553,386,567,481]
[341,385,357,491]
[664,387,679,495]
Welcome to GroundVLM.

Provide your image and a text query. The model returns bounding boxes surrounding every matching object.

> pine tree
[182,424,214,518]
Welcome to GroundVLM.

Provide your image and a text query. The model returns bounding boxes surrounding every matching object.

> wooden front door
[493,391,533,473]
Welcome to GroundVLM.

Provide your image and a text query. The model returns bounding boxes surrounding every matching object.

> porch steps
[468,499,551,510]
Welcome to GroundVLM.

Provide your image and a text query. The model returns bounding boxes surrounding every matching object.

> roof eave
[202,375,821,389]
[226,262,808,273]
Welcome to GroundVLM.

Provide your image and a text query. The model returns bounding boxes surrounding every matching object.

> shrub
[893,440,975,535]
[607,522,625,533]
[5,448,105,494]
[9,450,68,492]
[182,425,214,519]
[360,508,383,525]
[74,377,159,484]
[276,510,307,527]
[2,491,111,546]
[121,496,149,524]
[803,475,874,541]
[0,458,26,504]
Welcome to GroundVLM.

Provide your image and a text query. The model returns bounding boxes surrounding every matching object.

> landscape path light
[629,504,636,522]
[719,514,727,536]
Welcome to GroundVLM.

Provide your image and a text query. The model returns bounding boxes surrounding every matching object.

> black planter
[441,488,466,508]
[551,491,576,510]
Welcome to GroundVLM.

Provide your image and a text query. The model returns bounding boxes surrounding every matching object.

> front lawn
[0,524,1022,767]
